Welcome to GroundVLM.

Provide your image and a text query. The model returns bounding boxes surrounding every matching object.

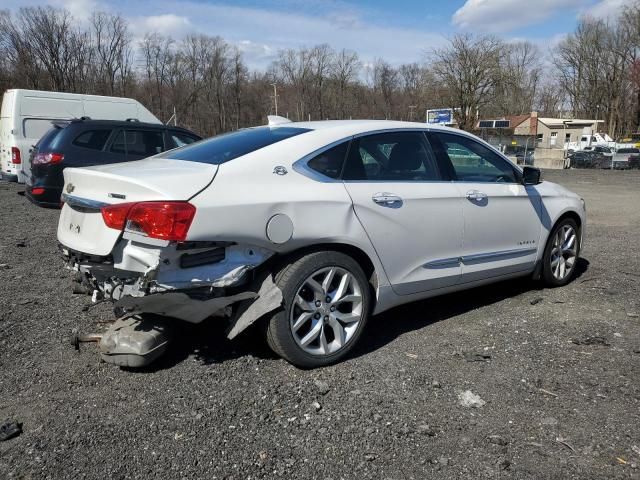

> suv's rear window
[37,126,66,151]
[157,126,311,164]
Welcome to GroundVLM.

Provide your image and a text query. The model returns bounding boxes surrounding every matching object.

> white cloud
[582,0,636,19]
[130,14,192,37]
[453,0,583,33]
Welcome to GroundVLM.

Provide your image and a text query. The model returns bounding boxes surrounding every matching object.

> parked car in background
[57,119,586,368]
[0,89,160,184]
[568,150,605,169]
[27,118,201,207]
[582,145,613,157]
[609,147,640,169]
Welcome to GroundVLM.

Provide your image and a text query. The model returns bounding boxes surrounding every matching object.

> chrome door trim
[61,193,109,210]
[424,247,537,269]
[461,247,537,265]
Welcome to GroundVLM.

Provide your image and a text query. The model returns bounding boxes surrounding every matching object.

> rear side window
[72,130,111,151]
[307,142,349,179]
[110,130,165,156]
[170,130,200,147]
[157,126,311,164]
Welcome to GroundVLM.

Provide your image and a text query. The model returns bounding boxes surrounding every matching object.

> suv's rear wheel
[266,251,371,368]
[542,218,580,287]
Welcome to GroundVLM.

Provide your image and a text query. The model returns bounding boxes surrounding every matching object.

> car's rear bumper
[25,185,62,208]
[0,171,19,182]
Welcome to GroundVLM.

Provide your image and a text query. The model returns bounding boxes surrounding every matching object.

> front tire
[542,218,580,287]
[266,251,371,368]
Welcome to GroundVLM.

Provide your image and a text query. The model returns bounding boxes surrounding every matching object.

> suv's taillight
[11,147,21,164]
[32,152,64,166]
[101,201,196,242]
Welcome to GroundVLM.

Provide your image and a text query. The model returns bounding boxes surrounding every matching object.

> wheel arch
[271,242,381,304]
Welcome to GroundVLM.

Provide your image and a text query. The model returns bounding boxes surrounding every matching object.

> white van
[0,89,160,183]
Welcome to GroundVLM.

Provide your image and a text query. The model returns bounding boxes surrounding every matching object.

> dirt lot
[0,169,639,479]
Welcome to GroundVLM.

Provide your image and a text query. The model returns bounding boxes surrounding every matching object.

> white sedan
[57,119,585,368]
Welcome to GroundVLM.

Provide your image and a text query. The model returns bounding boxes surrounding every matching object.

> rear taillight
[11,147,21,165]
[30,187,45,195]
[101,201,196,242]
[101,202,134,230]
[32,152,64,166]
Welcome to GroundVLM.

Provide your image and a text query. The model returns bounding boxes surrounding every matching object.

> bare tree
[431,34,503,130]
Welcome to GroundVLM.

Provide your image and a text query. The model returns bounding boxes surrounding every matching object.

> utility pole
[408,105,417,121]
[270,83,278,116]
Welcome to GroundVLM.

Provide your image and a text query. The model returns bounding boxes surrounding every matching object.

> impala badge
[66,183,75,194]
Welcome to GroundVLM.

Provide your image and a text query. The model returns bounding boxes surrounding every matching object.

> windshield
[157,126,312,164]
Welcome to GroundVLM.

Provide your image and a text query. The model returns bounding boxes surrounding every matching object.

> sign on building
[426,108,453,125]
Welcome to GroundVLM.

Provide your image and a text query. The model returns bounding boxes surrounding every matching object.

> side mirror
[522,166,541,185]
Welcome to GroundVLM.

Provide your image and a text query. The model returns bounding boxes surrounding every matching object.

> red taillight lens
[127,202,196,241]
[101,201,196,242]
[11,147,21,164]
[30,187,45,195]
[101,202,135,230]
[32,152,64,166]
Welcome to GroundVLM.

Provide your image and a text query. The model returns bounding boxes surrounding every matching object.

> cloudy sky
[3,0,635,68]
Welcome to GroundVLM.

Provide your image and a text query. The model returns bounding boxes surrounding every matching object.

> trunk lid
[57,158,217,256]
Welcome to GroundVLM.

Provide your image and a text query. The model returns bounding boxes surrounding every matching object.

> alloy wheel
[289,266,364,356]
[550,225,577,280]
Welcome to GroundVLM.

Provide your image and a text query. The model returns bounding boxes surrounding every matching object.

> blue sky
[4,0,633,68]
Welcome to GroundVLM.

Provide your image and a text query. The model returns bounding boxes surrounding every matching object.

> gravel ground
[1,169,639,479]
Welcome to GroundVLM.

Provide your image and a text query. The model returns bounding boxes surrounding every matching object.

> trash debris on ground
[458,390,486,408]
[0,420,22,441]
[314,379,330,395]
[488,435,508,446]
[571,336,610,346]
[463,352,491,362]
[556,437,576,453]
[530,297,543,305]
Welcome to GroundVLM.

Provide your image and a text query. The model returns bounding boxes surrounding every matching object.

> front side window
[342,131,441,181]
[157,126,311,164]
[73,130,112,151]
[307,142,349,179]
[430,132,518,183]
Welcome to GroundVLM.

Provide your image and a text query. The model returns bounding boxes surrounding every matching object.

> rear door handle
[466,190,487,201]
[372,192,403,208]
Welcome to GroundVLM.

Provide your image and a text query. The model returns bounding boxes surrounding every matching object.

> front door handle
[372,192,403,208]
[466,190,487,201]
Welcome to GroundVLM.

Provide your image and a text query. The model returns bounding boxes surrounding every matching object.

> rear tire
[541,218,580,287]
[266,251,371,368]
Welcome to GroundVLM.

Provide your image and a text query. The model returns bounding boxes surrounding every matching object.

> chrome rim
[550,225,577,280]
[289,266,364,356]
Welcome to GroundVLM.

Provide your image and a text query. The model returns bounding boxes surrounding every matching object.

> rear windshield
[37,126,66,151]
[157,126,311,164]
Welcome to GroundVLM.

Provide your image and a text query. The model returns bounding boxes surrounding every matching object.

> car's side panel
[344,181,463,295]
[455,182,542,282]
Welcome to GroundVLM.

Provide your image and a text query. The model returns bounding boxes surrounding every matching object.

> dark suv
[26,119,201,207]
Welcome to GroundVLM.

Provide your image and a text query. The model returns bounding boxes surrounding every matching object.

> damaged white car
[58,118,586,368]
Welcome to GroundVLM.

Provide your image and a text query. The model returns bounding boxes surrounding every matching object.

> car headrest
[389,142,423,171]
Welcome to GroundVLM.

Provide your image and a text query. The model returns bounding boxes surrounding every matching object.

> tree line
[1,4,640,139]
